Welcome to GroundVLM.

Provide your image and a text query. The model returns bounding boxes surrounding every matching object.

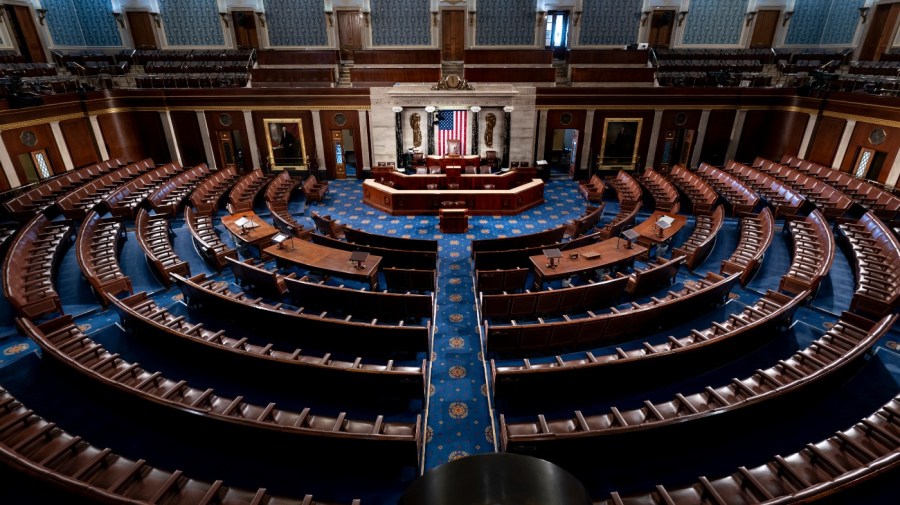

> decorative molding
[112,12,125,28]
[0,113,88,132]
[859,7,869,24]
[219,12,229,27]
[678,11,688,26]
[431,74,474,90]
[256,11,265,27]
[152,12,161,27]
[783,11,793,26]
[745,11,757,27]
[641,11,650,26]
[36,9,47,25]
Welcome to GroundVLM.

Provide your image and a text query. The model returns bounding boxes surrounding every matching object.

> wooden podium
[440,208,468,233]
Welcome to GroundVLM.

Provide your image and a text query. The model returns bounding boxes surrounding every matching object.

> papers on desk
[656,215,675,229]
[234,217,260,230]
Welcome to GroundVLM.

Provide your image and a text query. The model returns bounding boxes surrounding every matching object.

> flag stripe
[436,110,467,157]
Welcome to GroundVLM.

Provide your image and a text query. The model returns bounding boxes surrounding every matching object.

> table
[529,238,647,289]
[440,208,468,233]
[222,211,279,251]
[631,211,687,244]
[426,155,480,170]
[264,239,382,290]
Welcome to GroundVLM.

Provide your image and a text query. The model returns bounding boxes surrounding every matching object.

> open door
[337,10,363,61]
[331,130,347,179]
[545,11,569,60]
[441,10,465,61]
[5,5,46,63]
[126,11,157,50]
[648,10,675,49]
[231,11,259,49]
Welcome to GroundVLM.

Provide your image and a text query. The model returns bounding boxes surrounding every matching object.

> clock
[20,130,36,147]
[869,128,886,145]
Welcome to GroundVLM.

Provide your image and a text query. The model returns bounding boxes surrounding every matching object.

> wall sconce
[325,11,333,27]
[536,11,546,27]
[640,11,650,27]
[432,12,438,26]
[35,8,47,25]
[503,106,514,113]
[574,10,582,27]
[859,7,870,24]
[255,11,265,27]
[363,11,369,27]
[783,11,794,26]
[468,12,475,27]
[745,11,757,27]
[470,106,481,113]
[151,12,161,28]
[111,12,125,28]
[677,11,688,27]
[219,12,229,27]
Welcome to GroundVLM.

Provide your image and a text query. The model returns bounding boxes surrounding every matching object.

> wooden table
[440,208,468,233]
[529,238,647,289]
[222,211,279,250]
[264,239,382,290]
[631,211,687,244]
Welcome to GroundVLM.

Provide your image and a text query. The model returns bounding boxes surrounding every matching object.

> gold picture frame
[264,119,307,171]
[598,118,642,170]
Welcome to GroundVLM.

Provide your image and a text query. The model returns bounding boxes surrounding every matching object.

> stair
[337,62,352,87]
[553,60,569,86]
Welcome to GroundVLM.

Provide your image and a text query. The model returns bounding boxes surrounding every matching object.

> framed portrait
[598,118,642,170]
[264,119,307,171]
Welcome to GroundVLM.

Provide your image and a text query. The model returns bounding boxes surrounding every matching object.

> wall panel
[806,115,846,167]
[736,110,807,164]
[840,121,900,184]
[171,111,206,168]
[264,0,328,47]
[698,109,737,166]
[578,0,641,46]
[683,0,749,46]
[60,117,100,168]
[475,0,534,46]
[1,123,66,185]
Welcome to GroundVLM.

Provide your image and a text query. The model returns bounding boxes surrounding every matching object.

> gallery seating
[172,273,431,356]
[134,208,190,287]
[0,386,362,505]
[303,174,328,203]
[837,211,900,318]
[500,310,898,464]
[183,206,237,270]
[17,315,422,464]
[667,164,719,215]
[637,168,680,213]
[779,209,835,297]
[188,165,239,214]
[485,271,740,356]
[492,288,805,401]
[226,168,274,213]
[695,162,761,216]
[720,207,775,285]
[671,204,724,271]
[578,175,606,203]
[107,291,427,398]
[75,211,132,306]
[595,171,643,240]
[2,213,73,319]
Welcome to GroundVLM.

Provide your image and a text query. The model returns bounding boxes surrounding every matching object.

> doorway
[545,11,569,60]
[546,129,578,179]
[337,10,363,61]
[216,130,245,171]
[330,130,350,179]
[859,3,900,61]
[659,129,696,172]
[851,147,887,182]
[4,5,46,63]
[749,10,779,49]
[126,11,157,50]
[648,10,675,49]
[17,149,53,184]
[441,10,465,61]
[231,11,259,49]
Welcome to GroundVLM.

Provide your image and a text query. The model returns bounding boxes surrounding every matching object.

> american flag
[436,110,467,156]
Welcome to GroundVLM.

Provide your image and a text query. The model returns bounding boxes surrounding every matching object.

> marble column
[832,119,857,169]
[426,107,436,155]
[471,106,481,155]
[0,139,20,187]
[242,111,261,170]
[690,110,711,169]
[393,107,403,167]
[311,112,326,170]
[196,112,216,169]
[645,109,664,168]
[797,113,818,159]
[49,121,74,171]
[581,110,595,173]
[89,115,109,160]
[535,109,548,167]
[159,111,182,166]
[724,110,747,163]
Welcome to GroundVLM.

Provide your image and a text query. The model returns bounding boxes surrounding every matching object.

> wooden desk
[631,211,687,244]
[363,178,544,216]
[440,208,468,233]
[426,155,479,170]
[529,238,647,289]
[222,211,279,249]
[264,239,382,290]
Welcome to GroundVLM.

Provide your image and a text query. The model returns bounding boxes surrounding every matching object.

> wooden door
[331,130,347,179]
[5,5,45,63]
[749,10,779,49]
[126,11,157,50]
[441,10,465,61]
[648,10,675,48]
[231,11,259,49]
[337,10,363,61]
[859,4,900,61]
[217,131,237,170]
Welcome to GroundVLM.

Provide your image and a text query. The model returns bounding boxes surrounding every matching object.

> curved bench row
[135,208,190,287]
[103,162,185,219]
[75,211,132,306]
[172,273,431,356]
[184,206,237,270]
[492,289,806,402]
[696,162,760,215]
[779,209,835,297]
[343,225,438,253]
[147,162,212,216]
[2,213,73,318]
[668,164,718,215]
[598,171,642,240]
[596,392,900,505]
[501,310,898,463]
[672,204,724,271]
[0,386,360,505]
[57,159,155,221]
[485,271,740,357]
[190,165,240,214]
[837,211,900,318]
[720,207,775,286]
[722,160,806,218]
[311,233,438,270]
[471,225,567,255]
[579,174,606,203]
[17,315,422,465]
[565,204,605,239]
[107,291,427,399]
[227,168,274,213]
[637,167,680,213]
[754,157,853,219]
[264,171,307,237]
[481,272,629,322]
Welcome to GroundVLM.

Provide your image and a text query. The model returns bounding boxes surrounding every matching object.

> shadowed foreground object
[399,453,591,505]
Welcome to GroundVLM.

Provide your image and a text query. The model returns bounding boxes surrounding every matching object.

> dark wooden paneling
[569,67,656,83]
[840,121,900,183]
[350,67,441,85]
[464,49,553,65]
[589,109,657,173]
[567,49,649,65]
[699,109,736,167]
[544,110,586,171]
[97,112,169,164]
[250,68,335,84]
[736,110,807,164]
[256,50,339,66]
[806,116,845,167]
[60,117,100,168]
[353,50,442,65]
[251,110,316,172]
[171,111,206,168]
[652,110,703,166]
[126,11,157,50]
[319,110,361,179]
[464,67,556,83]
[1,123,65,183]
[442,10,465,61]
[203,111,248,170]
